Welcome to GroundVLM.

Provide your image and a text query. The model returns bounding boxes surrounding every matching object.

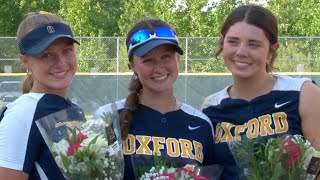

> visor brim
[132,39,183,57]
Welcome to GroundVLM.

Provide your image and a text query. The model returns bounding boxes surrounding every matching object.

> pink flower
[193,175,210,180]
[68,143,81,156]
[281,138,301,166]
[176,168,209,180]
[76,133,88,142]
[177,167,193,175]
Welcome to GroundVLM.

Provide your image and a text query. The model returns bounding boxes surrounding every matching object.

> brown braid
[120,75,142,140]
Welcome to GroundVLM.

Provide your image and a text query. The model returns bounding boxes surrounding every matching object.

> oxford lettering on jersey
[215,112,289,143]
[122,135,204,163]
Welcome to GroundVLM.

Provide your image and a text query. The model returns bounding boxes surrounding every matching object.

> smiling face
[21,38,77,97]
[131,44,179,95]
[223,22,278,79]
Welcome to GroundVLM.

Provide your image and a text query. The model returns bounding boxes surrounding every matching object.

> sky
[176,0,269,12]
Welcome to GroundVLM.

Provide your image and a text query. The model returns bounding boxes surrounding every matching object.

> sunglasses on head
[127,26,179,56]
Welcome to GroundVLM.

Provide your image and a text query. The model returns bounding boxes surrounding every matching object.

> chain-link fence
[0,37,319,115]
[1,37,320,73]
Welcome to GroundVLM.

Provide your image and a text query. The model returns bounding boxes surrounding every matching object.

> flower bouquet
[131,153,223,180]
[36,106,124,180]
[228,134,320,180]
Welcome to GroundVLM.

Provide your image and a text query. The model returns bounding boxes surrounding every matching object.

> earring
[27,69,32,76]
[132,73,138,80]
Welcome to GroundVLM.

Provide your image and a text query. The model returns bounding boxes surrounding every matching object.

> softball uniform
[94,99,215,179]
[0,93,84,179]
[201,74,310,179]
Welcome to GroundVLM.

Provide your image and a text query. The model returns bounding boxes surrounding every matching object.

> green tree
[58,0,125,72]
[268,0,320,36]
[0,1,22,36]
[118,0,178,36]
[268,0,320,71]
[0,0,60,36]
[174,0,238,72]
[58,0,124,36]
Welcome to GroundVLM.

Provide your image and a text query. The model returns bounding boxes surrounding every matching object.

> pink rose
[281,138,301,166]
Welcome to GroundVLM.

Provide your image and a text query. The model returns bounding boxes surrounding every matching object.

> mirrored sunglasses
[127,26,179,56]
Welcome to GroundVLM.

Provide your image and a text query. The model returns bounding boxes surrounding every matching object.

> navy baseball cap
[19,22,79,56]
[132,39,183,57]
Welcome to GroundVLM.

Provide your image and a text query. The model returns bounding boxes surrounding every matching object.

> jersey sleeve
[93,99,125,120]
[93,103,113,119]
[0,98,38,172]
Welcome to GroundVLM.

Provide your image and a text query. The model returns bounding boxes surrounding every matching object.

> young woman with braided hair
[94,18,216,179]
[119,75,142,140]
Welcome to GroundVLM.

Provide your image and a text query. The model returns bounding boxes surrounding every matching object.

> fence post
[116,37,120,100]
[184,37,188,103]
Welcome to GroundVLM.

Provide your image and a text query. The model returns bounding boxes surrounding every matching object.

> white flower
[104,159,109,167]
[167,167,176,173]
[75,162,88,172]
[46,112,124,180]
[51,139,69,155]
[82,119,108,135]
[81,134,109,151]
[54,156,67,173]
[74,134,110,161]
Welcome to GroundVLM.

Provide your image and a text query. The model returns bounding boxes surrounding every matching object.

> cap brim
[132,39,183,57]
[25,35,79,56]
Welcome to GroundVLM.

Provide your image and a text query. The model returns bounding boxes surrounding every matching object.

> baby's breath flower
[52,139,69,155]
[43,112,124,179]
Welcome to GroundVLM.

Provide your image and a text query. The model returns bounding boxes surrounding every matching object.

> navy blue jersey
[94,99,215,180]
[0,93,84,180]
[201,75,310,180]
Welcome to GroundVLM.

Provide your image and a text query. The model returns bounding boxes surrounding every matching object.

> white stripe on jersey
[93,99,125,119]
[201,74,311,108]
[180,103,214,137]
[35,162,48,180]
[273,74,310,91]
[0,93,44,170]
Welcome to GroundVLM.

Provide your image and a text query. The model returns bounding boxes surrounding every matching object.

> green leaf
[60,153,71,172]
[72,128,77,144]
[100,112,115,125]
[88,135,99,146]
